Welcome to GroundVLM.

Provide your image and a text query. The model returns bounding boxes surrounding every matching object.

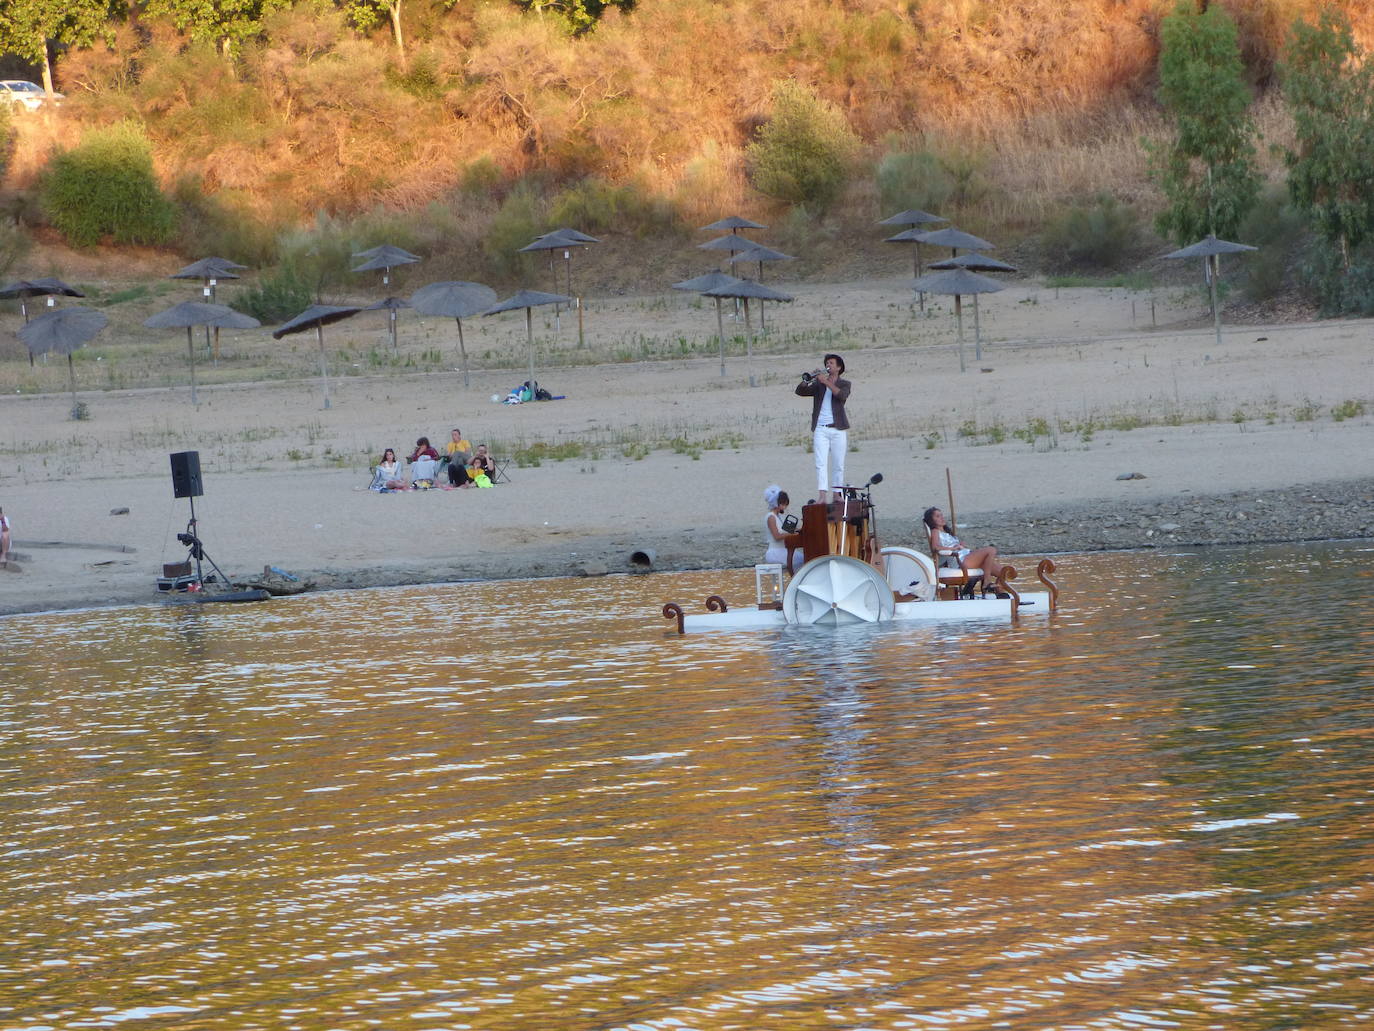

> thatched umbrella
[728,243,796,330]
[354,243,421,263]
[482,289,573,393]
[1,278,85,364]
[927,254,1018,273]
[144,301,261,405]
[352,245,420,287]
[170,256,246,294]
[928,254,1017,359]
[272,304,363,409]
[913,227,995,257]
[410,281,498,387]
[698,233,759,268]
[542,227,600,244]
[169,258,248,362]
[1162,234,1257,349]
[701,279,794,387]
[701,215,767,234]
[879,209,946,279]
[18,306,107,417]
[672,271,746,376]
[363,296,412,353]
[519,229,597,313]
[910,268,1005,372]
[728,242,795,282]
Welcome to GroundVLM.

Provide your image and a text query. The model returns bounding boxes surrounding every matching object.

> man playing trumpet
[794,353,851,505]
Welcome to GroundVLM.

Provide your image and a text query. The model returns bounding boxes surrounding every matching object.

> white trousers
[813,425,847,495]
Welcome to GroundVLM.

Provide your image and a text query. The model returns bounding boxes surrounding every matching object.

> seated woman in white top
[921,506,1006,596]
[371,448,407,491]
[762,485,799,573]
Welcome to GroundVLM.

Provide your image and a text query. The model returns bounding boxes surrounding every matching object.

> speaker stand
[177,496,231,591]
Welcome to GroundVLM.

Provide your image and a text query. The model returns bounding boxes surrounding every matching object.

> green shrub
[233,261,314,322]
[746,81,859,213]
[0,103,12,185]
[0,219,30,280]
[41,122,177,248]
[1041,193,1141,270]
[388,52,446,100]
[171,174,281,267]
[483,181,543,278]
[460,156,503,196]
[1237,185,1307,302]
[875,145,954,216]
[549,176,680,237]
[275,212,358,300]
[1301,239,1374,315]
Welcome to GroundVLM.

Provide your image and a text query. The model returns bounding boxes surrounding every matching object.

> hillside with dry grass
[2,0,1372,291]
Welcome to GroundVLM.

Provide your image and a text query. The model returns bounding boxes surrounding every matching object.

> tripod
[176,496,229,591]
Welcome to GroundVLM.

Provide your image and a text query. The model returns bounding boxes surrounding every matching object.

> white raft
[664,548,1058,634]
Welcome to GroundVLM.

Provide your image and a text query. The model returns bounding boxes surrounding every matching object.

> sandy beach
[2,273,1372,616]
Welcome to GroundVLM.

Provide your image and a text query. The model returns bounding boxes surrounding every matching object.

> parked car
[0,80,63,112]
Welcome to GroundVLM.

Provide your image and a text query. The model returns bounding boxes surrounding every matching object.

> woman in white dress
[762,485,798,573]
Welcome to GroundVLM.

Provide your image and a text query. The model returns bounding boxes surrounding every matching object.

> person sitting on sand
[922,506,1006,596]
[467,444,495,488]
[408,437,439,463]
[762,485,799,573]
[443,428,474,487]
[406,436,440,489]
[372,449,406,491]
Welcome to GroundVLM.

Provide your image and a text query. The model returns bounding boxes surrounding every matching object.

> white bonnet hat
[763,484,782,509]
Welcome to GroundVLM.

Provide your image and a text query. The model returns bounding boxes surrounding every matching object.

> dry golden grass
[2,0,1367,284]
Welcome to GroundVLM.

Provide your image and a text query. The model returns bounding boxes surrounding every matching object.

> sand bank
[2,278,1372,616]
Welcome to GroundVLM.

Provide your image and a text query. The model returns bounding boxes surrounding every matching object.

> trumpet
[799,368,826,383]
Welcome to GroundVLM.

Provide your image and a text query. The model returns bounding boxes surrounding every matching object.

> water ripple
[1,547,1372,1029]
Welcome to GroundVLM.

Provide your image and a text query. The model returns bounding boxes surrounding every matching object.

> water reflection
[2,545,1372,1029]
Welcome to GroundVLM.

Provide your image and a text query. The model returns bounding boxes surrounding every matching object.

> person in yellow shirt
[444,428,474,487]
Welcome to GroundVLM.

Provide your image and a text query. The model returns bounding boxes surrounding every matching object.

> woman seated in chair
[762,485,799,573]
[922,506,1006,596]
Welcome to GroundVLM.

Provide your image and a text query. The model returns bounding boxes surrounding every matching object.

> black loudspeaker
[170,451,204,499]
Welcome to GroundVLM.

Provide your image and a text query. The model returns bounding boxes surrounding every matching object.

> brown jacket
[795,376,851,431]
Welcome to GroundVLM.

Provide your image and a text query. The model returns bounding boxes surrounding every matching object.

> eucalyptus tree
[142,0,290,58]
[0,0,117,96]
[344,0,406,69]
[1151,0,1260,244]
[1280,6,1374,270]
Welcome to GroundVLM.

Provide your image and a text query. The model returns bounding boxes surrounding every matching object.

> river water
[2,544,1372,1031]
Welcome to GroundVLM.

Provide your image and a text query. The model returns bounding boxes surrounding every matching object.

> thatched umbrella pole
[455,318,470,387]
[316,324,332,410]
[185,327,199,405]
[743,298,757,388]
[954,294,966,374]
[715,298,726,376]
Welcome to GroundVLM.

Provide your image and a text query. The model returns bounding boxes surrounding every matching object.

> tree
[513,0,635,36]
[0,0,117,95]
[1151,0,1260,244]
[1280,6,1374,269]
[343,0,406,68]
[142,0,290,58]
[746,81,859,214]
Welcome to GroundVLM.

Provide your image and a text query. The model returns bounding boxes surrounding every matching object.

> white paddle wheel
[783,555,896,626]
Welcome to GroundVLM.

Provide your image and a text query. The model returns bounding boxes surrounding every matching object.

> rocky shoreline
[977,476,1374,555]
[305,476,1374,596]
[5,477,1370,617]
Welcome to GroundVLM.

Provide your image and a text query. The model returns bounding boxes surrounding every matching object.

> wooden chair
[929,539,985,599]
